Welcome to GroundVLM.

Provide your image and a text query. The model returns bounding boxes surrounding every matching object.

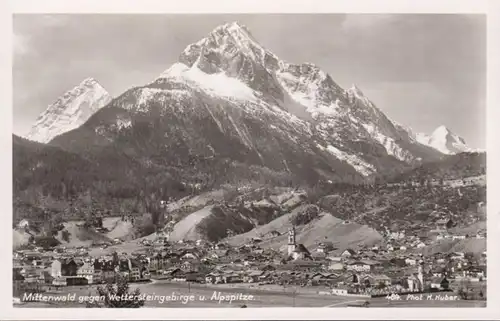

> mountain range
[15,22,479,201]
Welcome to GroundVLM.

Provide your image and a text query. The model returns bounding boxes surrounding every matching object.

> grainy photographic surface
[12,14,487,308]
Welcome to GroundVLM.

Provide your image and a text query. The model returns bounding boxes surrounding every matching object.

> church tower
[417,260,424,291]
[287,226,296,256]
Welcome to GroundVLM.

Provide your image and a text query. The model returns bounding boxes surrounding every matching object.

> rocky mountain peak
[26,77,112,143]
[411,125,471,155]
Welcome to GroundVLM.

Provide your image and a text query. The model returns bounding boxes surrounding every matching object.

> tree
[88,274,145,308]
[61,230,70,242]
[112,251,119,266]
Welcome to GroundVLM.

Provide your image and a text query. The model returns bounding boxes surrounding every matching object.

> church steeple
[417,260,424,291]
[287,226,296,256]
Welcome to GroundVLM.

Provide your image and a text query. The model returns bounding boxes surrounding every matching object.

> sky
[13,14,486,148]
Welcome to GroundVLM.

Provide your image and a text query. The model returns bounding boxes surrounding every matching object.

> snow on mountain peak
[157,62,258,102]
[213,21,252,37]
[412,125,471,155]
[432,125,450,136]
[26,78,112,143]
[177,21,277,73]
[347,84,364,97]
[149,22,445,175]
[80,77,99,86]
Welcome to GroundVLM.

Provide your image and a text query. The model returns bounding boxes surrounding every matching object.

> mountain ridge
[20,21,475,191]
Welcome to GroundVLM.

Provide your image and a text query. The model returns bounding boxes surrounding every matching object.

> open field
[15,280,486,308]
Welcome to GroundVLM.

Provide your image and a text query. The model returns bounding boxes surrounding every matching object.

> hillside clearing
[226,204,383,252]
[168,205,215,241]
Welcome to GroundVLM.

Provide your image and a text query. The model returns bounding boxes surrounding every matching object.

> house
[52,276,67,287]
[371,274,392,287]
[148,254,160,272]
[389,231,405,240]
[63,258,80,276]
[406,275,423,292]
[431,267,447,278]
[222,272,243,284]
[311,252,327,261]
[92,261,103,284]
[118,259,130,278]
[430,277,449,290]
[51,259,63,279]
[436,219,454,230]
[128,259,147,282]
[13,267,25,282]
[77,262,95,284]
[316,241,335,253]
[341,249,356,258]
[362,250,378,258]
[258,264,277,272]
[66,276,89,286]
[327,262,344,271]
[326,254,342,262]
[290,244,312,261]
[346,262,371,273]
[311,272,338,285]
[416,242,426,249]
[180,260,200,272]
[51,258,79,278]
[205,272,223,284]
[24,252,42,262]
[451,252,465,260]
[17,219,29,229]
[463,265,486,279]
[195,239,209,247]
[214,243,228,250]
[243,270,266,283]
[140,266,151,280]
[331,288,348,296]
[172,269,188,281]
[101,263,116,283]
[39,270,54,284]
[185,272,204,283]
[181,251,200,261]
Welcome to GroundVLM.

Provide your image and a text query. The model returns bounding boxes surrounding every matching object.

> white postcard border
[1,0,499,320]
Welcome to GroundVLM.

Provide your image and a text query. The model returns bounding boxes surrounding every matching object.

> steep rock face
[168,22,442,169]
[51,22,444,183]
[27,78,112,143]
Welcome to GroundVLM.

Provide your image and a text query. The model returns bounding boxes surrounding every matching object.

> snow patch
[158,63,257,102]
[326,144,376,176]
[276,71,339,118]
[361,123,413,162]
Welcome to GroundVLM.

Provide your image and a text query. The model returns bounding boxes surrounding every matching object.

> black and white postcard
[1,0,499,320]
